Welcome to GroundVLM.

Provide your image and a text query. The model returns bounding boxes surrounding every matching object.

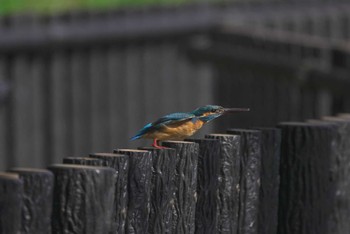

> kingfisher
[131,105,249,148]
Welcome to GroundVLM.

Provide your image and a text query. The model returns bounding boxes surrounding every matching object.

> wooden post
[113,149,152,234]
[63,156,103,166]
[89,153,129,234]
[276,122,336,234]
[202,134,241,234]
[319,117,350,234]
[226,129,262,234]
[139,147,177,234]
[161,141,199,234]
[252,128,281,234]
[7,168,54,234]
[0,172,23,234]
[48,164,116,234]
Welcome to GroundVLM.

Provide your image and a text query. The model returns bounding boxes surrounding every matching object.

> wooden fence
[1,2,350,174]
[1,112,350,234]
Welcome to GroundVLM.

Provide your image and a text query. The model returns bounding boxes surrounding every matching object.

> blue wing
[130,112,195,140]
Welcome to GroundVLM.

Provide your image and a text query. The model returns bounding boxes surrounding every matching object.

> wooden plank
[12,55,35,167]
[125,45,145,147]
[50,51,73,164]
[71,50,92,155]
[141,44,162,129]
[107,46,129,148]
[0,56,7,170]
[31,56,47,167]
[90,48,110,152]
[48,164,116,234]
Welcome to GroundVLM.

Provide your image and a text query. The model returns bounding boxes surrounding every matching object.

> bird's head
[191,105,250,123]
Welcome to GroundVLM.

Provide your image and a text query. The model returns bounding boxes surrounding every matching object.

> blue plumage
[130,105,249,148]
[130,112,195,141]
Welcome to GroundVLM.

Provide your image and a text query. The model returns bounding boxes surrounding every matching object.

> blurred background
[1,0,350,170]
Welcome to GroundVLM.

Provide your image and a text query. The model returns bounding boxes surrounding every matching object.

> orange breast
[144,119,204,140]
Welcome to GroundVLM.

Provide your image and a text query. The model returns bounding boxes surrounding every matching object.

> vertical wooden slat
[159,43,178,113]
[177,54,195,112]
[0,56,7,170]
[125,45,145,143]
[90,48,110,151]
[13,55,35,167]
[142,44,161,126]
[51,51,73,164]
[31,56,47,167]
[107,46,129,148]
[71,50,91,155]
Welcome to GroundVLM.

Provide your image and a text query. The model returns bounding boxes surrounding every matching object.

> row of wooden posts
[1,114,350,234]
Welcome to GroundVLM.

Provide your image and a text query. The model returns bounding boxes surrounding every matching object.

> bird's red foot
[152,139,167,149]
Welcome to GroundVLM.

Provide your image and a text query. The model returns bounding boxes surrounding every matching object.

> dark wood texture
[0,172,23,234]
[89,153,129,234]
[139,147,177,234]
[113,149,152,234]
[203,134,241,234]
[319,117,350,234]
[252,128,281,234]
[7,168,54,234]
[63,156,104,166]
[161,141,199,234]
[226,129,262,234]
[276,122,337,234]
[48,164,116,234]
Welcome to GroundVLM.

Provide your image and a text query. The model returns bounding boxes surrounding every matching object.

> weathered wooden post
[252,128,281,234]
[113,149,152,234]
[63,157,104,166]
[318,117,350,234]
[161,141,199,234]
[187,138,221,234]
[7,168,54,234]
[277,122,337,234]
[0,172,23,234]
[200,134,241,234]
[226,129,262,234]
[139,147,177,234]
[89,153,129,234]
[48,164,116,234]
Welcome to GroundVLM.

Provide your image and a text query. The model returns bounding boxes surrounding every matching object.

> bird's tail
[130,123,153,141]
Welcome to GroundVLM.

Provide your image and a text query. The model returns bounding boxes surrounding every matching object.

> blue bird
[131,105,249,148]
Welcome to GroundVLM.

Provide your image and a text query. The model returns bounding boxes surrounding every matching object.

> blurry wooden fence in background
[0,1,350,170]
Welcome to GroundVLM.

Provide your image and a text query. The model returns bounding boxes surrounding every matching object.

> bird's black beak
[223,108,250,114]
